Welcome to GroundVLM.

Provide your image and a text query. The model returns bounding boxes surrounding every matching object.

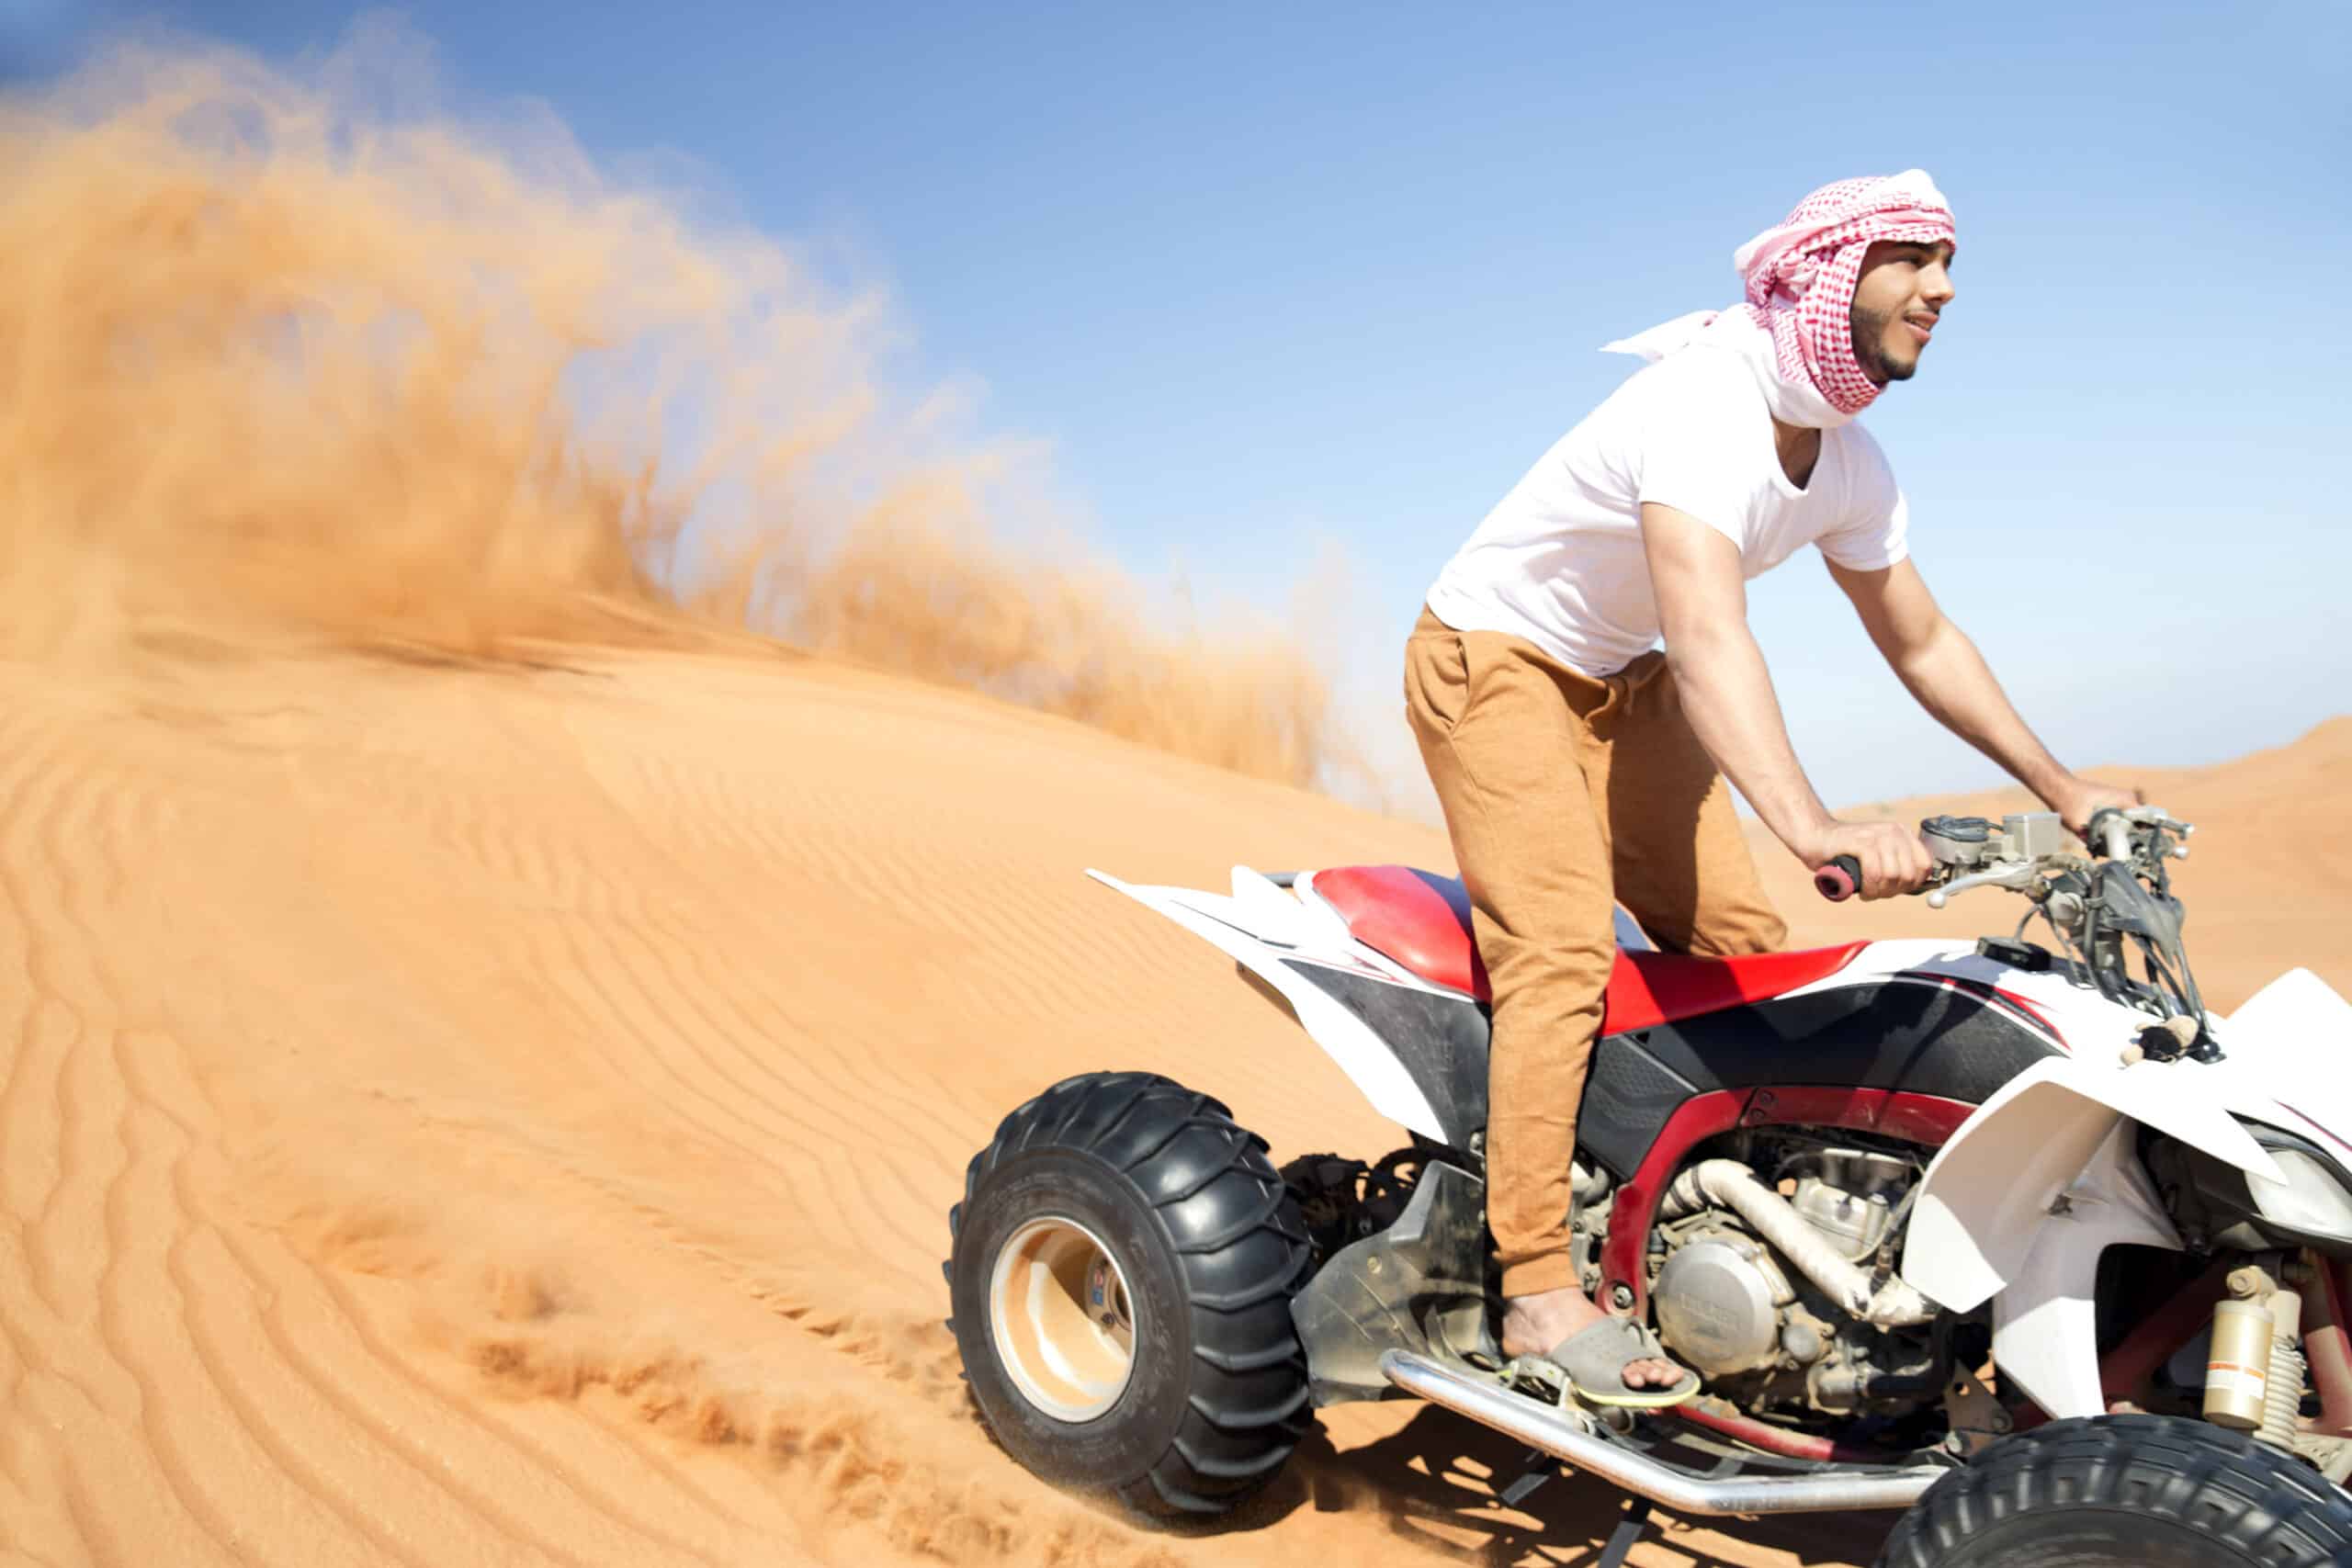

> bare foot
[1499,1285,1683,1391]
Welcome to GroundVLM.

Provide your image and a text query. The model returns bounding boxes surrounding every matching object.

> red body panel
[1611,944,1876,1036]
[1309,863,1869,1030]
[1741,1086,1978,1146]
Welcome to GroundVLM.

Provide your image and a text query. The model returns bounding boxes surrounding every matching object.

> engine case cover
[1653,1234,1789,1377]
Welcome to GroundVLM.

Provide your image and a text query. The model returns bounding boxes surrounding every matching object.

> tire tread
[1877,1414,2352,1567]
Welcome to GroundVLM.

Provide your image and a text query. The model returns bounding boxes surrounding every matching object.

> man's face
[1849,240,1957,386]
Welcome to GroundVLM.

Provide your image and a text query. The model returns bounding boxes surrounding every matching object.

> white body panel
[2211,967,2352,1151]
[1087,867,1455,1138]
[1900,1056,2279,1316]
[1986,1118,2184,1419]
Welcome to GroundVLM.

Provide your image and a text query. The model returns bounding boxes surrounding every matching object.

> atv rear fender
[1086,866,1452,1137]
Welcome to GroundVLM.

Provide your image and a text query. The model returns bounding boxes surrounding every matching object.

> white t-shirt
[1424,342,1910,676]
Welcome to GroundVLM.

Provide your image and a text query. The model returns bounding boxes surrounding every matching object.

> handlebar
[1814,855,1862,902]
[1809,807,2189,903]
[1807,806,2209,1049]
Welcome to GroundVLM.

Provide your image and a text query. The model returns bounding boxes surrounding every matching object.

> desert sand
[6,33,2347,1568]
[4,632,2345,1568]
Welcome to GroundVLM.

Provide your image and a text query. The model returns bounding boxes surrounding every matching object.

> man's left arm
[1824,557,2139,837]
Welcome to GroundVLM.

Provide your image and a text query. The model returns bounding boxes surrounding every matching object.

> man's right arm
[1639,502,1931,899]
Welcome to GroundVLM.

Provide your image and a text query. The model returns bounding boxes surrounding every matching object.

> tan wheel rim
[988,1216,1136,1423]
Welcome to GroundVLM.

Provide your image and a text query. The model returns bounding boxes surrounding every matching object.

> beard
[1849,296,1915,385]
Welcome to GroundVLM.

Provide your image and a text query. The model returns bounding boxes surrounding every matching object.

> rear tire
[947,1070,1313,1517]
[1877,1414,2352,1567]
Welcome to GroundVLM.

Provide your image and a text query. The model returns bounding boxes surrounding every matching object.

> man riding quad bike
[944,174,2352,1565]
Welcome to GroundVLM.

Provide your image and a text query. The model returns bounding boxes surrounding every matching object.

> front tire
[947,1071,1313,1517]
[1879,1414,2352,1567]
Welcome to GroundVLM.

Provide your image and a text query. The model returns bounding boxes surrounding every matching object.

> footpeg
[1498,1352,1574,1406]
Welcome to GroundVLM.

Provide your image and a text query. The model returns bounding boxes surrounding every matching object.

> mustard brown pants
[1403,605,1788,1298]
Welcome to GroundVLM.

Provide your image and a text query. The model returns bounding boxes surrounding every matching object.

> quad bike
[945,807,2352,1565]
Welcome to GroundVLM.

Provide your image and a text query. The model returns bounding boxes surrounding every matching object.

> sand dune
[6,635,2341,1568]
[6,28,2346,1568]
[0,645,1783,1567]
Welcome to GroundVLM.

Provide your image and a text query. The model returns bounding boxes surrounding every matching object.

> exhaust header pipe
[1666,1159,1935,1325]
[1379,1349,1950,1517]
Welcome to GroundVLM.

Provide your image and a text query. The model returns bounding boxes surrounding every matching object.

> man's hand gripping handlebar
[1810,852,1964,903]
[1803,818,1939,903]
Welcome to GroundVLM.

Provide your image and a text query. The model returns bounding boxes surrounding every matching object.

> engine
[1648,1141,1947,1418]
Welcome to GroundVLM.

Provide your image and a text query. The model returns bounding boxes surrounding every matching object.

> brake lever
[1925,862,2043,909]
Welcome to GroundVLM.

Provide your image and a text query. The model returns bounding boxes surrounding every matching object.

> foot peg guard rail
[1378,1349,1950,1516]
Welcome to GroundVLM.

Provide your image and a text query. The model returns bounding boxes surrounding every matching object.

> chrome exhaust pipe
[1379,1349,1950,1516]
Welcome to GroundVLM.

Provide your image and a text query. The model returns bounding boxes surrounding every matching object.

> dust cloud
[0,24,1367,795]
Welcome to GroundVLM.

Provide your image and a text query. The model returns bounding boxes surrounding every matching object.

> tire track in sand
[0,694,724,1568]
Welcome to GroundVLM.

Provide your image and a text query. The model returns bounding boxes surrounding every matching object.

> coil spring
[2260,1333,2307,1451]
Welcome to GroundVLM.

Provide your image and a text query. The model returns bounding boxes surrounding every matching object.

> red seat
[1306,863,1867,1034]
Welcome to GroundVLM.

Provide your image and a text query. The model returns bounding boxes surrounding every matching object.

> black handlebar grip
[1814,854,1861,902]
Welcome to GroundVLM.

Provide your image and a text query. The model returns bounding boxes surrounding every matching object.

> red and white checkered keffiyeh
[1604,170,1957,427]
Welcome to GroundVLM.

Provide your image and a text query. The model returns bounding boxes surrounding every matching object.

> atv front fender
[1900,1056,2284,1420]
[1903,1056,2280,1314]
[1984,1118,2181,1418]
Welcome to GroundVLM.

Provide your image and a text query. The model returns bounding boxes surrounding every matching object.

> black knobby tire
[946,1070,1314,1517]
[1879,1414,2352,1567]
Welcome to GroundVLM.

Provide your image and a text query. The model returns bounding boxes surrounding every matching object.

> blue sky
[10,0,2348,812]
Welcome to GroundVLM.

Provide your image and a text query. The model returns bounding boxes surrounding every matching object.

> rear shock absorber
[2202,1265,2306,1452]
[2204,1297,2273,1431]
